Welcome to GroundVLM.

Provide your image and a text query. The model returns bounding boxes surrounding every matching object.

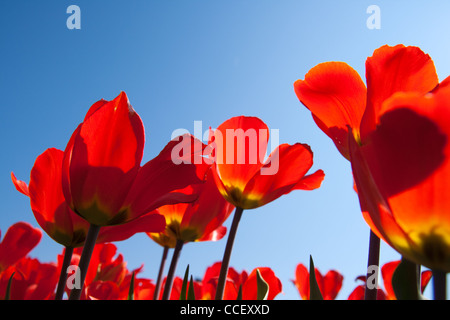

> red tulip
[295,44,450,273]
[62,242,152,300]
[200,262,248,300]
[209,115,324,210]
[381,260,433,300]
[0,222,54,300]
[0,222,41,272]
[241,267,282,300]
[12,148,167,248]
[0,257,59,300]
[62,91,205,227]
[294,44,439,160]
[292,263,343,300]
[347,260,433,300]
[200,262,281,300]
[349,80,450,272]
[157,276,202,300]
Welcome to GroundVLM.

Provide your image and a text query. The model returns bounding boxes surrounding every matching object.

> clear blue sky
[2,1,450,300]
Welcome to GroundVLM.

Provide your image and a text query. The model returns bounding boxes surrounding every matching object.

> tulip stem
[364,230,380,300]
[215,206,244,300]
[432,269,447,300]
[162,240,184,300]
[55,246,74,300]
[68,224,101,300]
[153,246,170,300]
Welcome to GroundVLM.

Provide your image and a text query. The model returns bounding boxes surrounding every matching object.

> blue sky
[2,1,450,299]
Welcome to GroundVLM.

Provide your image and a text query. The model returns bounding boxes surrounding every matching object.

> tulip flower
[0,256,59,300]
[149,167,235,300]
[12,149,163,248]
[158,276,202,300]
[200,262,281,300]
[12,147,172,299]
[0,222,41,273]
[294,44,440,299]
[349,83,450,299]
[209,115,324,299]
[0,222,58,300]
[292,263,343,300]
[60,91,207,299]
[62,242,153,300]
[200,262,248,300]
[348,260,432,300]
[241,267,282,300]
[210,116,324,210]
[294,44,438,161]
[381,260,432,300]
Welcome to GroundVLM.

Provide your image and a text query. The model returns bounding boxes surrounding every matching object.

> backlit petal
[294,62,367,159]
[361,44,439,140]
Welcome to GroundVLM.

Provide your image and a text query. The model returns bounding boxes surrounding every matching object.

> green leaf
[127,271,135,300]
[187,275,196,300]
[179,264,190,300]
[392,257,422,300]
[309,255,323,300]
[4,272,15,300]
[256,269,269,300]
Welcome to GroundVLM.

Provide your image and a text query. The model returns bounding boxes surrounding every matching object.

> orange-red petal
[361,44,439,140]
[241,143,324,208]
[294,61,367,159]
[212,116,269,194]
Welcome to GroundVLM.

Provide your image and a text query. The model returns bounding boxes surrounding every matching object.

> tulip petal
[212,116,269,193]
[29,148,90,247]
[361,44,439,140]
[292,263,310,300]
[198,226,227,242]
[381,260,401,300]
[322,270,343,300]
[242,143,324,208]
[242,267,282,300]
[294,61,367,159]
[97,211,166,244]
[11,173,29,197]
[349,130,418,260]
[125,134,209,221]
[360,89,450,270]
[181,169,234,241]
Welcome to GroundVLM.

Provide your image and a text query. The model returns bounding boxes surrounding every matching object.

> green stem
[55,246,74,300]
[161,240,184,300]
[364,230,380,300]
[215,206,244,300]
[153,246,169,300]
[432,269,447,300]
[68,224,101,300]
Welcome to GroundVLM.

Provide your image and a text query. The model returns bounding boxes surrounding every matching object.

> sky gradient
[2,1,450,299]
